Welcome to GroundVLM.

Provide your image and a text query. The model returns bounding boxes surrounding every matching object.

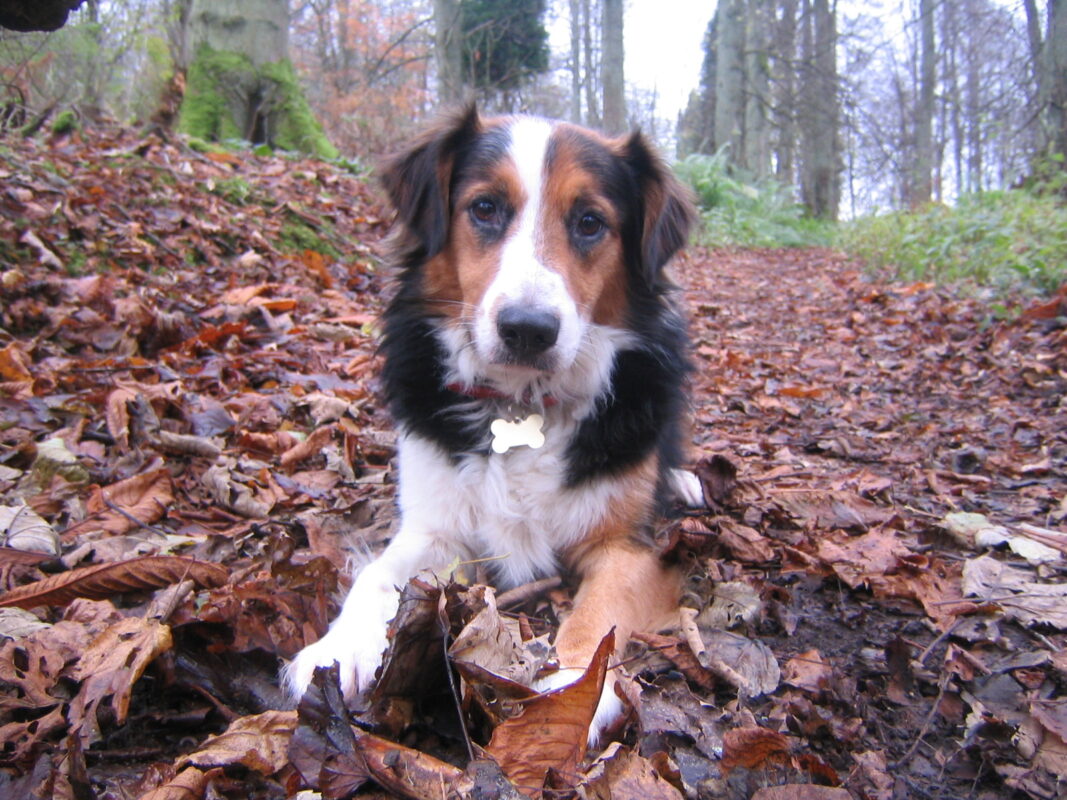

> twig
[438,592,474,763]
[495,576,563,609]
[891,672,950,769]
[916,618,962,666]
[101,496,171,539]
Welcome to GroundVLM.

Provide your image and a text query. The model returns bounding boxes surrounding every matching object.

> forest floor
[0,127,1066,800]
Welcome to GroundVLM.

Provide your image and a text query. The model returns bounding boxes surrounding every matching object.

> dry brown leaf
[717,519,775,562]
[0,342,34,384]
[815,528,910,588]
[962,555,1067,629]
[699,629,780,697]
[750,786,851,800]
[782,649,833,694]
[63,468,174,540]
[352,730,465,800]
[104,381,182,451]
[0,503,60,555]
[202,461,272,518]
[486,630,614,794]
[0,555,228,609]
[178,710,297,775]
[720,726,791,772]
[279,424,336,471]
[774,490,894,531]
[580,742,684,800]
[448,584,550,686]
[137,766,221,800]
[68,617,173,743]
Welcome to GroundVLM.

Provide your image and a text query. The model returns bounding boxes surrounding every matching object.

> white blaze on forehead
[474,116,584,371]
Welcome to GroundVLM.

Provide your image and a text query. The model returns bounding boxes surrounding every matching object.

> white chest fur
[395,417,620,588]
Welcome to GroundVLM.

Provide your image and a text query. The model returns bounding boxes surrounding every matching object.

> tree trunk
[433,0,463,105]
[179,0,336,158]
[1045,0,1067,163]
[799,0,838,218]
[743,0,771,177]
[714,0,746,163]
[569,0,582,123]
[774,0,797,185]
[912,0,936,206]
[583,0,600,128]
[601,0,625,133]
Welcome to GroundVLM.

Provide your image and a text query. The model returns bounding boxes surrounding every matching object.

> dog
[284,106,701,743]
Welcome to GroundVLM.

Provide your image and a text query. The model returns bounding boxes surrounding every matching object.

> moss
[178,47,249,142]
[178,45,337,160]
[259,60,338,160]
[277,219,341,259]
[52,110,79,135]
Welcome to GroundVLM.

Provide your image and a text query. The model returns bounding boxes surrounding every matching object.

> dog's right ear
[380,104,481,260]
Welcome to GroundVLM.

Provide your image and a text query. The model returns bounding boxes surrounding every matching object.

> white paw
[283,615,389,701]
[533,668,624,747]
[668,468,705,508]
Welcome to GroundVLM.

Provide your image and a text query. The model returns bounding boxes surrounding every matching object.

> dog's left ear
[380,105,481,261]
[621,131,697,282]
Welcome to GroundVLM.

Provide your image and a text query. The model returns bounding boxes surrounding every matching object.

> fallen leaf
[782,649,833,694]
[580,742,684,799]
[750,787,851,800]
[0,555,228,609]
[0,503,60,555]
[68,617,173,744]
[962,555,1067,629]
[63,468,174,540]
[137,766,221,800]
[720,726,791,772]
[487,630,614,793]
[178,710,297,775]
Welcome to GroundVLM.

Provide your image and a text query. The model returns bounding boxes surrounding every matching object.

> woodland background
[0,1,1066,799]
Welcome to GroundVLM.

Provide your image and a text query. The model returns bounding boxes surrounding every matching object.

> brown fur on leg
[556,544,682,671]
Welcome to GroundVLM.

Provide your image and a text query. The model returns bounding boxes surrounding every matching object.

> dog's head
[381,106,694,393]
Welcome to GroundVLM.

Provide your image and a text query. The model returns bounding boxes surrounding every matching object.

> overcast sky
[547,0,712,129]
[624,1,712,121]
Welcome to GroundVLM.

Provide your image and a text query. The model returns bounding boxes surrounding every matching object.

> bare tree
[714,0,745,161]
[910,0,936,205]
[434,0,463,104]
[600,0,624,132]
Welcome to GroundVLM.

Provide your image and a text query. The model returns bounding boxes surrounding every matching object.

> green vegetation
[178,47,338,160]
[276,218,341,259]
[675,152,833,248]
[51,110,79,136]
[839,190,1067,295]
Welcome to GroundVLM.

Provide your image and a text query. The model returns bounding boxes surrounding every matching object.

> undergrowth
[839,190,1067,296]
[675,152,833,248]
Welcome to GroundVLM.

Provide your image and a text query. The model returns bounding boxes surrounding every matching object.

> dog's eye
[576,213,605,238]
[470,198,499,224]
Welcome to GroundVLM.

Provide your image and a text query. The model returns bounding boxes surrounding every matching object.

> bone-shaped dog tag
[490,414,545,454]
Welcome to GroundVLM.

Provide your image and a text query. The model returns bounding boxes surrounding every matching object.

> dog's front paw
[283,620,388,702]
[533,668,624,747]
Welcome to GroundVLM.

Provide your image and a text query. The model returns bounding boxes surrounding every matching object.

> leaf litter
[0,127,1065,798]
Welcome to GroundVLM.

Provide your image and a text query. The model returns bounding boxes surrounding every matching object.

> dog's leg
[283,527,448,701]
[536,545,681,745]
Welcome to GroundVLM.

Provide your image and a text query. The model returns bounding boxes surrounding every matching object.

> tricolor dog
[284,107,701,742]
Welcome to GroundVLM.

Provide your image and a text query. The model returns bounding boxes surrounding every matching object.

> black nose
[497,306,560,358]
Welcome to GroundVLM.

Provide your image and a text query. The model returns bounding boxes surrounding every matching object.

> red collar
[446,382,559,407]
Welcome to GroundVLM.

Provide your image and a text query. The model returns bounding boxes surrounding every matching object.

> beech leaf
[486,630,614,793]
[0,555,228,609]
